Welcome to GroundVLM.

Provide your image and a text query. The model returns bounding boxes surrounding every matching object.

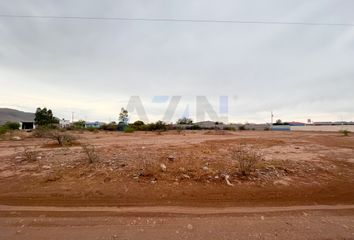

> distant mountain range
[0,108,35,125]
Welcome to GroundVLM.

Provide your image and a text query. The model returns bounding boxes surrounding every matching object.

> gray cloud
[0,0,354,123]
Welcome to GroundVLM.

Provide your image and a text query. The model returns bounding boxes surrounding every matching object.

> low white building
[19,121,35,130]
[59,119,71,128]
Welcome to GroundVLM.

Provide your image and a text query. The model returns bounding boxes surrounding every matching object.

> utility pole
[71,112,75,123]
[270,111,274,130]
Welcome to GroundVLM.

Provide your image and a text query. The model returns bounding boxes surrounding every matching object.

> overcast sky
[0,0,353,123]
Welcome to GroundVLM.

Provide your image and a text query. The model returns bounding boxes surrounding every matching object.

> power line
[0,14,354,27]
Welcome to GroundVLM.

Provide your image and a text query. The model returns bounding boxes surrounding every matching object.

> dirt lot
[0,130,353,239]
[0,130,353,207]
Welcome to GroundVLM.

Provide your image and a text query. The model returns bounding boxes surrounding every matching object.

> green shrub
[87,127,98,132]
[124,126,135,133]
[238,125,246,131]
[4,122,20,130]
[72,120,86,129]
[223,126,236,131]
[131,121,145,131]
[187,124,201,130]
[0,126,8,135]
[0,122,21,135]
[100,122,117,131]
[117,122,127,131]
[133,120,145,126]
[145,121,167,131]
[340,130,351,136]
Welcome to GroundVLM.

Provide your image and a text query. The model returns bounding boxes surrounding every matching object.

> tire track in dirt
[1,204,354,215]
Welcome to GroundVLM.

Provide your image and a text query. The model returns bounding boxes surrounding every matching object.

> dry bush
[33,128,76,146]
[166,150,216,180]
[132,148,232,182]
[340,130,350,136]
[32,127,53,138]
[155,130,163,135]
[49,131,76,146]
[140,158,161,177]
[82,144,98,164]
[231,145,263,176]
[22,147,39,162]
[136,151,161,177]
[176,157,203,173]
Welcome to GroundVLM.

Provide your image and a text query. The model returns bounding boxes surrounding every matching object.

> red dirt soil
[0,130,353,207]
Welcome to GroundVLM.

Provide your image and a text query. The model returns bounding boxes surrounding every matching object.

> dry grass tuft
[49,131,76,146]
[231,145,263,176]
[340,130,351,137]
[82,144,99,164]
[33,128,76,146]
[22,147,39,162]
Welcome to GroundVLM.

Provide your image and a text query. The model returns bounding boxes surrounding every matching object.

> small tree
[119,108,129,124]
[275,119,282,125]
[35,107,59,126]
[117,108,129,131]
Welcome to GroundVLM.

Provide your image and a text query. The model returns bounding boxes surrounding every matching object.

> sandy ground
[0,205,353,240]
[0,130,353,239]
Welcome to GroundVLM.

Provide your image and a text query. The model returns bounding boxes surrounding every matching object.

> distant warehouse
[271,122,305,131]
[290,122,354,132]
[271,121,354,132]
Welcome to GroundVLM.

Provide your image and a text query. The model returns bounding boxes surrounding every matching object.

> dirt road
[1,205,354,240]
